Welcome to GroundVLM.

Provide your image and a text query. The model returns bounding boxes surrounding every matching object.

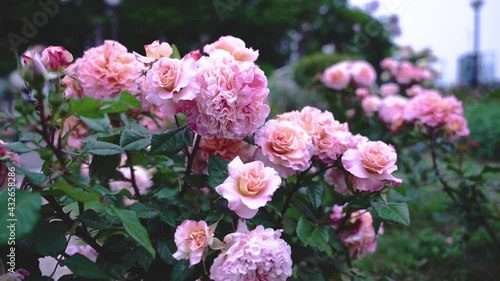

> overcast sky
[350,0,500,86]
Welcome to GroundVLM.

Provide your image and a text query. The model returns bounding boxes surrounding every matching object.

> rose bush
[0,37,414,281]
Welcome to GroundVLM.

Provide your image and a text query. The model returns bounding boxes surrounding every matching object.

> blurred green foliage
[293,52,354,88]
[464,99,500,161]
[1,0,393,75]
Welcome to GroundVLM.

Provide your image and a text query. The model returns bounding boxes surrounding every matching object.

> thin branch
[179,133,201,198]
[125,152,141,198]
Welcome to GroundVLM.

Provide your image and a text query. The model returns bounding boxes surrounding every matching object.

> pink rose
[380,83,400,97]
[65,245,98,262]
[215,157,281,219]
[204,35,259,62]
[77,40,142,99]
[109,166,154,206]
[406,84,423,97]
[184,50,203,61]
[254,119,313,177]
[61,117,89,148]
[362,95,382,117]
[322,62,351,90]
[41,46,73,71]
[173,220,214,266]
[342,141,401,190]
[145,40,173,59]
[210,225,292,281]
[0,272,26,281]
[39,244,97,280]
[378,95,408,131]
[350,61,376,87]
[62,58,84,98]
[394,61,415,84]
[355,87,370,99]
[380,57,399,74]
[324,168,349,194]
[187,50,270,139]
[0,140,21,190]
[330,206,380,259]
[145,56,198,115]
[445,114,470,137]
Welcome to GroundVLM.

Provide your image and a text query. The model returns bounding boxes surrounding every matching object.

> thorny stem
[125,152,141,198]
[428,132,456,201]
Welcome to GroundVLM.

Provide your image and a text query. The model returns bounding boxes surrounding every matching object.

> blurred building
[458,51,497,87]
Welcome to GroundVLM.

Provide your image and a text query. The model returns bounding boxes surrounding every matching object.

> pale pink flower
[0,140,21,190]
[173,220,214,266]
[65,245,98,262]
[41,46,73,71]
[342,141,401,191]
[322,62,351,90]
[314,120,353,163]
[394,60,415,84]
[380,57,399,74]
[216,157,281,219]
[61,117,89,148]
[330,206,380,259]
[62,58,84,98]
[187,50,270,139]
[254,119,313,177]
[0,272,25,281]
[39,244,98,281]
[404,90,463,127]
[77,40,142,99]
[324,168,349,194]
[406,84,423,97]
[380,83,400,97]
[145,56,198,115]
[362,95,382,117]
[355,87,370,99]
[109,166,154,206]
[350,61,376,87]
[378,95,408,131]
[204,35,259,62]
[145,40,173,59]
[210,225,292,281]
[445,114,470,137]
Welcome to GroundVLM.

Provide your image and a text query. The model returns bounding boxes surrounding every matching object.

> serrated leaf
[79,209,112,230]
[60,253,110,279]
[306,181,324,209]
[150,127,189,155]
[120,130,151,151]
[0,190,41,244]
[372,201,410,226]
[208,154,229,189]
[79,115,111,132]
[296,217,329,250]
[34,220,67,256]
[82,140,124,155]
[69,97,105,118]
[128,202,160,219]
[101,91,141,113]
[157,239,176,265]
[107,206,156,258]
[89,154,121,182]
[170,260,195,281]
[52,180,99,202]
[0,141,33,153]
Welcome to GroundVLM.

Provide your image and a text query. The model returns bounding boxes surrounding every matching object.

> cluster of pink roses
[358,83,469,136]
[330,205,382,259]
[62,35,270,140]
[380,57,433,85]
[322,60,377,91]
[173,220,292,281]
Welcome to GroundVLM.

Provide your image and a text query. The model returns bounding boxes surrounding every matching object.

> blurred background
[1,0,499,280]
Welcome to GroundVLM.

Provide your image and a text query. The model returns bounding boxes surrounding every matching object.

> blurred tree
[0,0,393,75]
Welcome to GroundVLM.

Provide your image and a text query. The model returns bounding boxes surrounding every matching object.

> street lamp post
[104,0,122,40]
[470,0,484,88]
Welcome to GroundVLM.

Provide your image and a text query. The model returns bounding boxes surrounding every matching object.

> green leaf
[128,202,160,219]
[34,220,67,256]
[52,180,99,202]
[14,168,46,185]
[208,154,229,189]
[298,268,325,281]
[371,201,410,226]
[120,130,151,151]
[69,97,105,118]
[0,141,33,153]
[79,209,112,230]
[155,188,178,199]
[150,126,192,155]
[82,140,124,155]
[108,206,156,258]
[0,190,41,244]
[60,253,110,279]
[296,217,329,250]
[101,91,141,113]
[378,277,396,281]
[393,185,406,197]
[79,115,111,132]
[135,246,154,271]
[157,239,176,264]
[306,181,324,210]
[171,44,181,59]
[89,154,121,182]
[170,260,195,281]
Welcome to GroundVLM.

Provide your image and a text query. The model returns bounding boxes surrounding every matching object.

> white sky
[350,0,500,85]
